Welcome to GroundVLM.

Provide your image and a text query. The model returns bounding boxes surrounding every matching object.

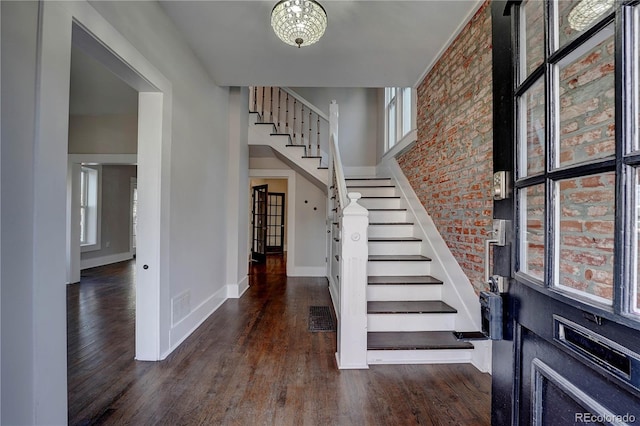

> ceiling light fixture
[568,0,614,31]
[271,0,327,48]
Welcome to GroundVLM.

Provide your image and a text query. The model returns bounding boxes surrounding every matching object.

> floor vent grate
[308,306,336,332]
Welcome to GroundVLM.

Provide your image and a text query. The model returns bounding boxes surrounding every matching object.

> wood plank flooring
[67,256,491,425]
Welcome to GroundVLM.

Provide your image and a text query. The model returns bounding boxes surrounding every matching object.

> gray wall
[290,87,379,168]
[81,165,137,263]
[68,114,138,154]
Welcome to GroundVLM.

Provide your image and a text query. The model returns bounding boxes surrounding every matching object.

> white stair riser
[346,187,397,197]
[346,179,392,187]
[368,210,407,223]
[368,225,414,238]
[367,285,442,301]
[358,198,402,210]
[367,349,473,365]
[368,261,430,276]
[368,241,422,256]
[367,313,456,331]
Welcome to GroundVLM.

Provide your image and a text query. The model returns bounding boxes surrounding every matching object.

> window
[513,0,640,317]
[385,87,414,150]
[80,165,101,251]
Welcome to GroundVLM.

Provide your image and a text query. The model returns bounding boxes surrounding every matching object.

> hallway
[67,256,491,425]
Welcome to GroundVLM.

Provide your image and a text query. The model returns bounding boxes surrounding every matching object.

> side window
[80,165,101,251]
[385,87,414,151]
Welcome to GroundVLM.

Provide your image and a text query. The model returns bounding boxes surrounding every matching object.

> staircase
[248,87,329,191]
[346,177,479,365]
[248,87,489,371]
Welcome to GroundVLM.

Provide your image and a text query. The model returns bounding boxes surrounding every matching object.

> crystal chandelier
[568,0,614,31]
[271,0,327,48]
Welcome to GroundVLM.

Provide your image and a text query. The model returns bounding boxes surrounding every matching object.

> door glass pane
[520,184,545,281]
[556,172,615,304]
[519,0,545,81]
[519,77,546,178]
[556,25,615,168]
[554,0,615,51]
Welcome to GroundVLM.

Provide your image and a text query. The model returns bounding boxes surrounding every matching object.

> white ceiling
[159,0,482,88]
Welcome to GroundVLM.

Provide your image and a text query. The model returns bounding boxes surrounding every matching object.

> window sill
[382,129,418,162]
[81,242,101,253]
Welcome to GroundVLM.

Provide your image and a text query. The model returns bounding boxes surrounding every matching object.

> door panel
[492,1,640,423]
[251,184,268,263]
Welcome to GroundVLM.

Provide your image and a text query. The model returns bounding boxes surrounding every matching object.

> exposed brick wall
[397,1,493,294]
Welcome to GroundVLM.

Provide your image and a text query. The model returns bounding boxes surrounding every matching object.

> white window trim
[80,165,102,253]
[384,87,417,153]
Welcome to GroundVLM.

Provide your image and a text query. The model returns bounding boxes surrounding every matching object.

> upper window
[385,87,413,151]
[80,165,101,251]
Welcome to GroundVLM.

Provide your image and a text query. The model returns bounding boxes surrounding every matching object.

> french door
[266,192,285,253]
[493,1,640,424]
[251,184,268,263]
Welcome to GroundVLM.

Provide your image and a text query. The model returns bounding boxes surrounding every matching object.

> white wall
[290,88,378,171]
[68,114,138,154]
[1,2,38,423]
[226,87,249,298]
[1,1,234,423]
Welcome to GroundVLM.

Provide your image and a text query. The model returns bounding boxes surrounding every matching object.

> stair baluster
[269,87,273,123]
[253,86,257,114]
[261,87,265,123]
[301,105,305,149]
[308,110,312,154]
[293,99,297,144]
[285,93,289,134]
[317,115,321,159]
[277,89,281,132]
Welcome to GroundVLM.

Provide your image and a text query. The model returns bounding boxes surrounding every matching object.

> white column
[335,192,369,369]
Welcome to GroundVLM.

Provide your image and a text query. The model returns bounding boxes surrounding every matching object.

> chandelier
[568,0,614,31]
[271,0,327,48]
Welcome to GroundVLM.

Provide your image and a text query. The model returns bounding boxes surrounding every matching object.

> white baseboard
[80,251,133,270]
[289,266,326,277]
[167,285,227,354]
[367,349,473,365]
[471,340,492,373]
[227,275,249,298]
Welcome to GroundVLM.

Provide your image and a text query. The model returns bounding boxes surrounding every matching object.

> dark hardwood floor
[67,255,491,425]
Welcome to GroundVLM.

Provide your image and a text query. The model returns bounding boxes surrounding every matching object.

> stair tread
[368,331,473,350]
[302,155,322,158]
[368,276,443,285]
[347,185,396,188]
[369,254,431,262]
[361,196,401,199]
[367,208,407,211]
[285,144,305,148]
[369,222,414,226]
[368,237,421,242]
[367,300,457,314]
[345,177,391,181]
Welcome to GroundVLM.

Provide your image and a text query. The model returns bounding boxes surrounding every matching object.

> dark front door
[251,184,268,263]
[492,1,640,424]
[266,192,285,253]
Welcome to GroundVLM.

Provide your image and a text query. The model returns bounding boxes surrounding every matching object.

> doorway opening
[249,177,289,270]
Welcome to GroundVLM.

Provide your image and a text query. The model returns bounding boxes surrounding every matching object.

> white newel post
[336,192,369,369]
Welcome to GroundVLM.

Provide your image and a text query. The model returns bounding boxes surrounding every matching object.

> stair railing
[250,86,329,165]
[327,101,369,369]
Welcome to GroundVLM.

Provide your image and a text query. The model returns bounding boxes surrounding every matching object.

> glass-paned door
[251,185,268,263]
[266,192,285,253]
[492,1,640,423]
